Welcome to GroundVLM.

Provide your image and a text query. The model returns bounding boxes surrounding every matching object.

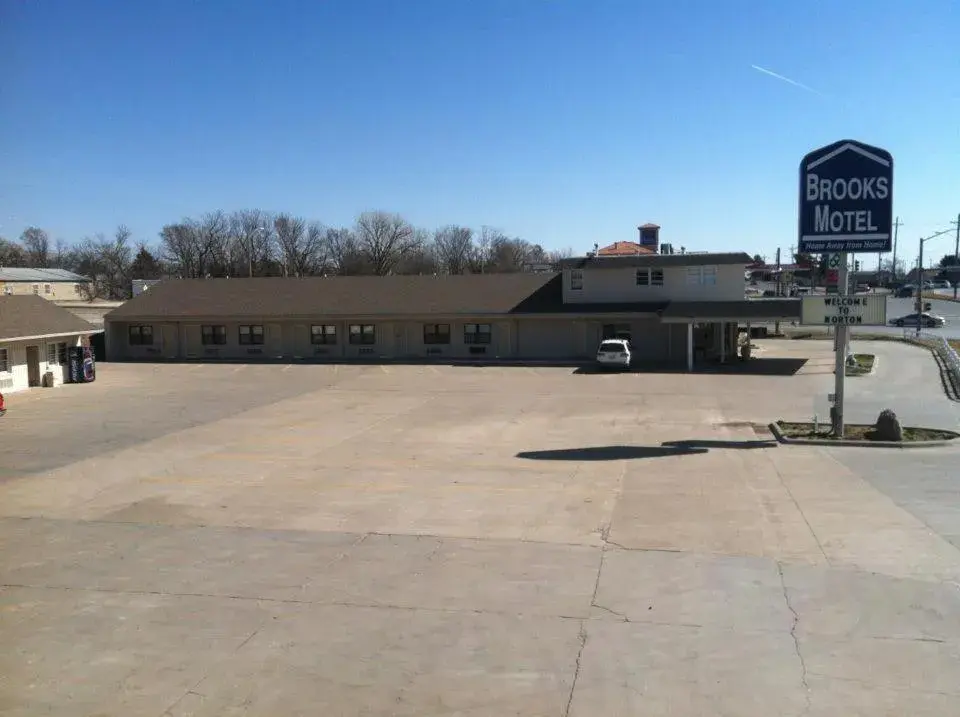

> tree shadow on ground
[516,445,708,461]
[661,439,778,450]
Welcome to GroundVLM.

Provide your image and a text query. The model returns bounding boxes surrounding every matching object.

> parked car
[596,339,631,370]
[895,286,915,298]
[0,392,5,417]
[889,312,946,328]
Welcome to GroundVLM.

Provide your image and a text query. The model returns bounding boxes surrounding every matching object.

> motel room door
[265,324,283,358]
[25,345,41,387]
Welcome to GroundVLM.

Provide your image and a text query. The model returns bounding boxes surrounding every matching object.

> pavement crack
[777,562,811,715]
[563,622,587,717]
[591,603,630,622]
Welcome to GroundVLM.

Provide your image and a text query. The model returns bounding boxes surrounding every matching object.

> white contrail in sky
[751,64,825,96]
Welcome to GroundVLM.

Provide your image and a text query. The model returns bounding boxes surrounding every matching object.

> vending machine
[67,346,96,383]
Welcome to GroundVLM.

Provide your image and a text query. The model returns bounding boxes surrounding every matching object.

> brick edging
[768,422,958,449]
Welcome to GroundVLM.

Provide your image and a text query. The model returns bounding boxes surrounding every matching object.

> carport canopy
[659,299,802,324]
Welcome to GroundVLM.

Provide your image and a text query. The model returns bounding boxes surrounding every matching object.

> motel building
[104,231,801,370]
[0,295,100,393]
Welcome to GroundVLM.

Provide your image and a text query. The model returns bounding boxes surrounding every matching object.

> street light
[915,227,955,336]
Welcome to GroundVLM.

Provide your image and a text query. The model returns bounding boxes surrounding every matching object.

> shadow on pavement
[572,358,808,376]
[661,439,778,450]
[516,445,708,461]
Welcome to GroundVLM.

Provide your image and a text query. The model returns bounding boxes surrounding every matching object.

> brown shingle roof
[106,274,566,321]
[0,295,99,341]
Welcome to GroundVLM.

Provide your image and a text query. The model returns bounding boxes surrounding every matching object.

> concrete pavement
[1,359,959,715]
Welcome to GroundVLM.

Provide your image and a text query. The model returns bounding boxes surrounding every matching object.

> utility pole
[953,213,959,300]
[891,216,902,282]
[774,247,782,335]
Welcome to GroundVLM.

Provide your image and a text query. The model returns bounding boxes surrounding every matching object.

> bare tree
[75,225,134,300]
[325,227,369,275]
[474,226,506,273]
[230,209,272,277]
[547,247,574,268]
[19,226,50,267]
[396,229,439,274]
[433,225,474,274]
[0,237,27,267]
[196,211,229,277]
[274,213,315,276]
[487,235,531,273]
[354,211,420,276]
[160,220,201,277]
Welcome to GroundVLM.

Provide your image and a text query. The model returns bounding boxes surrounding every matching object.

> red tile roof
[597,241,655,256]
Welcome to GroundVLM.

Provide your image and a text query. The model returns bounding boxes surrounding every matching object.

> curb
[768,422,959,449]
[844,354,878,377]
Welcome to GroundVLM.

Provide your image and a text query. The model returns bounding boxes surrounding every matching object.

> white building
[0,295,99,393]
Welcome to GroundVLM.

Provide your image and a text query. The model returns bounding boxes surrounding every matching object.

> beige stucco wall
[0,281,86,300]
[106,316,698,364]
[563,264,746,303]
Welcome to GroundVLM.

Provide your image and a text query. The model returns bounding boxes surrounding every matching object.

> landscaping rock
[874,409,904,441]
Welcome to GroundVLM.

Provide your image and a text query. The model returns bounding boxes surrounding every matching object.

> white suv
[596,339,631,370]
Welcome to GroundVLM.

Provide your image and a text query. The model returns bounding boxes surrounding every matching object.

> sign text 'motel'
[798,140,894,254]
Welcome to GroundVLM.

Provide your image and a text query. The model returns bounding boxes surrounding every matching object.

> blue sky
[2,0,958,262]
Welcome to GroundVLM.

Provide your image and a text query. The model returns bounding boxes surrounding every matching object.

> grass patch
[776,421,958,443]
[950,339,960,352]
[845,353,875,376]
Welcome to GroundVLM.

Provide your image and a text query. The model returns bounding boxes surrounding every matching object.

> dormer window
[570,270,583,290]
[636,268,664,286]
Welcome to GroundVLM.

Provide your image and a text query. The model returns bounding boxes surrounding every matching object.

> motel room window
[128,325,154,345]
[0,348,8,372]
[570,270,583,290]
[463,323,492,345]
[32,284,40,295]
[423,323,450,345]
[349,324,376,345]
[238,325,264,345]
[44,284,52,295]
[636,268,664,286]
[686,266,718,286]
[46,342,67,365]
[201,325,227,345]
[311,325,337,345]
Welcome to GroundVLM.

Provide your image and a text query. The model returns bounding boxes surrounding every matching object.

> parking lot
[2,347,959,715]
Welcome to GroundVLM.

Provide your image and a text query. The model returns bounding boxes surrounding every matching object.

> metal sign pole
[832,252,848,436]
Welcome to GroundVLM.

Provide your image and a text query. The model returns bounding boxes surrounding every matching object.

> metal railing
[908,330,960,386]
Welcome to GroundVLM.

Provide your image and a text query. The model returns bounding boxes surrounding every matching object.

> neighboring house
[0,268,91,300]
[132,279,162,297]
[104,249,799,370]
[0,295,99,393]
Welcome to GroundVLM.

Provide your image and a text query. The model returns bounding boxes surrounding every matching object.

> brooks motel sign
[798,139,894,254]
